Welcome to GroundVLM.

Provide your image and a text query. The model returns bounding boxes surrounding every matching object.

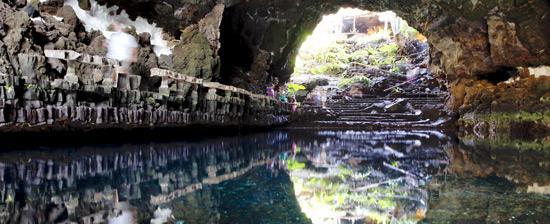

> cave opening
[218,5,256,88]
[288,8,441,101]
[285,8,450,130]
[477,67,520,84]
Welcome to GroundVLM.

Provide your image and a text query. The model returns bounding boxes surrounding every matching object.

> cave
[0,0,548,223]
[218,5,256,86]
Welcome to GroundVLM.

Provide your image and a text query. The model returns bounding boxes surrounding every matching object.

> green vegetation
[338,75,372,89]
[459,111,549,151]
[146,97,156,105]
[299,41,349,75]
[460,111,550,130]
[461,136,549,152]
[287,159,306,171]
[287,83,307,96]
[290,164,421,223]
[390,161,400,168]
[297,40,405,76]
[479,111,550,123]
[399,23,423,41]
[337,165,353,180]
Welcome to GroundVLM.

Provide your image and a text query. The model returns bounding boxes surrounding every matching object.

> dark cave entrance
[218,5,256,87]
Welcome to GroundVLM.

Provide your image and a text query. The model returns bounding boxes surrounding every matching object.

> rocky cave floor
[289,39,452,131]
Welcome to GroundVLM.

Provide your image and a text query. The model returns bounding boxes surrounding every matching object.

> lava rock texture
[0,0,548,134]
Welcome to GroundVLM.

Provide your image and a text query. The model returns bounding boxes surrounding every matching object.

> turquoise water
[0,130,547,223]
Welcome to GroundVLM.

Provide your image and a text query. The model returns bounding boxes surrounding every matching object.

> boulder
[420,104,444,120]
[198,4,224,55]
[54,37,65,49]
[39,0,64,15]
[15,0,27,8]
[154,2,174,16]
[78,0,90,10]
[138,32,151,46]
[174,3,199,25]
[173,25,216,80]
[56,5,78,29]
[86,35,106,56]
[158,54,173,70]
[2,10,30,55]
[363,102,387,114]
[487,15,534,67]
[384,98,414,113]
[305,78,329,91]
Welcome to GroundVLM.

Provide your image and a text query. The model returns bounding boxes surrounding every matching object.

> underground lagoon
[0,0,548,223]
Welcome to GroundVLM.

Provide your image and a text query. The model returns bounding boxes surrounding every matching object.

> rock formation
[0,1,290,132]
[0,0,548,134]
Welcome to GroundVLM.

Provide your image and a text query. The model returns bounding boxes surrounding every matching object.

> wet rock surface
[97,0,549,83]
[291,53,452,130]
[0,0,548,134]
[0,2,291,133]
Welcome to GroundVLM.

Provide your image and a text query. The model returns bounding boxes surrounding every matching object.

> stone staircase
[301,93,450,129]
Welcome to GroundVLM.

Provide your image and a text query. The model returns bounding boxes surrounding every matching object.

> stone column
[206,88,218,118]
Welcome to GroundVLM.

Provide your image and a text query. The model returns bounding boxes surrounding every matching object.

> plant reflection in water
[0,130,547,223]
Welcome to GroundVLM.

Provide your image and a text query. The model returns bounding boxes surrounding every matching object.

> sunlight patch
[65,0,172,56]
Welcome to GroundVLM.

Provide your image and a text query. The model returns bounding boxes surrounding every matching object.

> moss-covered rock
[172,25,217,80]
[459,111,550,140]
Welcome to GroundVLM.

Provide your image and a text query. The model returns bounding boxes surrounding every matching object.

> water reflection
[424,140,550,223]
[0,130,547,223]
[282,130,451,223]
[0,132,298,223]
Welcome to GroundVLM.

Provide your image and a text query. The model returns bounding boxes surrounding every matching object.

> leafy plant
[391,86,403,94]
[146,97,156,105]
[287,83,306,95]
[390,161,399,168]
[287,159,306,171]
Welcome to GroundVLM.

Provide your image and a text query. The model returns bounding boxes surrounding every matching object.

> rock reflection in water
[424,140,550,223]
[0,130,548,223]
[283,130,451,223]
[0,132,298,223]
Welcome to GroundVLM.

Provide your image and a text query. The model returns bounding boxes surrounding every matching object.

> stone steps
[302,93,448,128]
[336,116,420,122]
[331,113,420,118]
[315,119,432,126]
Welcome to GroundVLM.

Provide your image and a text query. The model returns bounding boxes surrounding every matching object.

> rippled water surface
[0,130,547,223]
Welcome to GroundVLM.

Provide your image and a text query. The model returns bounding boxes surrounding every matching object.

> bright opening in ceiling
[294,8,427,79]
[288,8,431,101]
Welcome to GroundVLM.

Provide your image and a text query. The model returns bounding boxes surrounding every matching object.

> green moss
[338,75,372,89]
[461,135,549,152]
[173,26,216,80]
[294,26,418,77]
[287,159,306,171]
[460,111,550,126]
[337,165,353,180]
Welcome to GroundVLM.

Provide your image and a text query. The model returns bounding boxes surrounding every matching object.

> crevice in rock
[476,67,519,84]
[218,5,255,86]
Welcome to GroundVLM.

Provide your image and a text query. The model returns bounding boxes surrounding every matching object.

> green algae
[461,111,550,125]
[460,111,550,138]
[461,135,550,152]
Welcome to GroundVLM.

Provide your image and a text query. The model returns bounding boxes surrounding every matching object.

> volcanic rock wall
[96,0,549,110]
[0,0,549,134]
[0,1,290,133]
